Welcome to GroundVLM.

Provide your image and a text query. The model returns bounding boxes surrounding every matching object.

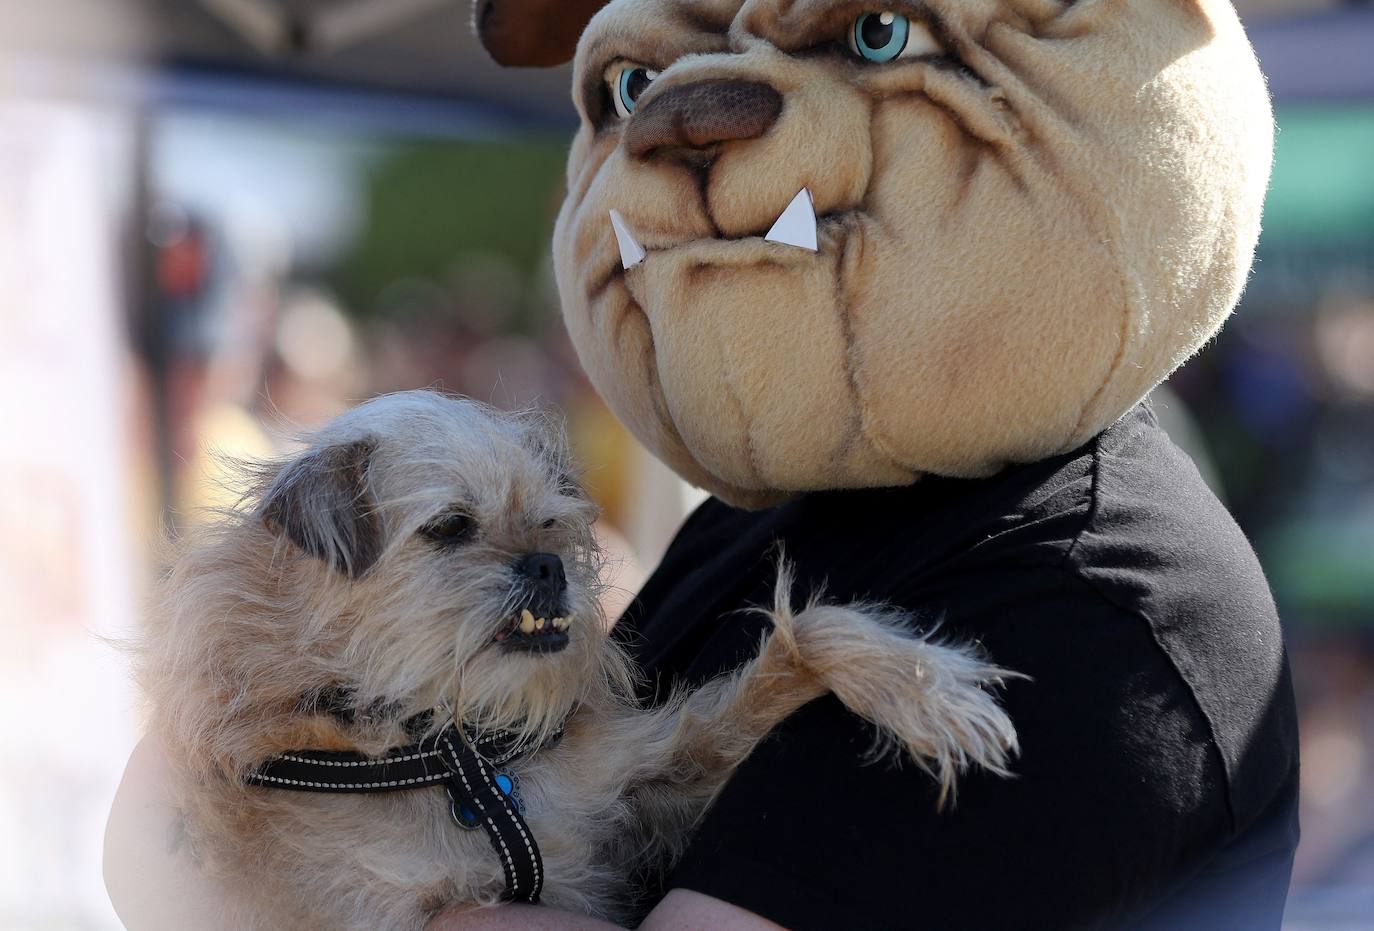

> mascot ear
[474,0,609,67]
[261,438,384,579]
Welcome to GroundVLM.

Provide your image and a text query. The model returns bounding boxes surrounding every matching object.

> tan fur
[551,0,1273,506]
[135,391,1017,929]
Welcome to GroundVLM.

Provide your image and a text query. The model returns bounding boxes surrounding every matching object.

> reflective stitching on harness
[278,750,441,767]
[251,773,448,790]
[249,721,553,904]
[472,750,541,893]
[442,733,520,897]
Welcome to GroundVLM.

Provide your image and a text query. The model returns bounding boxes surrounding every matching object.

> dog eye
[847,12,942,63]
[609,63,659,118]
[419,512,477,547]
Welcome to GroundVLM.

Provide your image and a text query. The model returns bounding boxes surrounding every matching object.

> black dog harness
[249,719,560,903]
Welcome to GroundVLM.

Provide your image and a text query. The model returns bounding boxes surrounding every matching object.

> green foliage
[334,138,570,322]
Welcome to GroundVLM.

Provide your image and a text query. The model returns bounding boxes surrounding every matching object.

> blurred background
[0,0,1369,927]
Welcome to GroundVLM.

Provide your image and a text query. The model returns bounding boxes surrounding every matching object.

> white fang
[609,210,647,270]
[764,188,818,252]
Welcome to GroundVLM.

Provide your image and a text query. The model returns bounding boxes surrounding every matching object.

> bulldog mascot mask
[483,0,1271,506]
[475,2,1299,929]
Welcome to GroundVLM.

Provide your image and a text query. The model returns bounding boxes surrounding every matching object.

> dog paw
[760,562,1023,806]
[862,632,1022,804]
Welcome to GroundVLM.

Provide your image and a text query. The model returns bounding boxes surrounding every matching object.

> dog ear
[474,0,609,67]
[261,438,384,579]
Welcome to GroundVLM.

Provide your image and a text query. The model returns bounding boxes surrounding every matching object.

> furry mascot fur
[484,0,1273,503]
[471,0,1300,928]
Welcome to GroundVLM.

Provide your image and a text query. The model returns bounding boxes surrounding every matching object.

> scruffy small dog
[137,390,1016,930]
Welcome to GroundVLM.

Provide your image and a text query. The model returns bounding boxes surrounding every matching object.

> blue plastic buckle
[452,771,521,829]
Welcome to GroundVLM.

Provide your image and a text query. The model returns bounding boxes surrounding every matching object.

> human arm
[103,736,239,931]
[426,889,785,930]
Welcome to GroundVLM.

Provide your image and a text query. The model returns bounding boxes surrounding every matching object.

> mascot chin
[482,0,1298,927]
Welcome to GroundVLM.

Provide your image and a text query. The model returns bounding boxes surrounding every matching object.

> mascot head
[479,0,1273,508]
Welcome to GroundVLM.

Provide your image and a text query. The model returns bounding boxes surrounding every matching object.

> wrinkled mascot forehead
[536,0,1270,508]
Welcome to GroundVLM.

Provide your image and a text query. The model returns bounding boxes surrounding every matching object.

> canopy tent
[1249,8,1374,104]
[12,1,1368,133]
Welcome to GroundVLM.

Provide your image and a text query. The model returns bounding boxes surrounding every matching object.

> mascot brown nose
[624,80,783,161]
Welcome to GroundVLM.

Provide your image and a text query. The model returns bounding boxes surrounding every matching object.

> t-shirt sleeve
[663,573,1233,931]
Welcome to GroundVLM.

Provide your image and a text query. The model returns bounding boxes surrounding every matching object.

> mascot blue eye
[613,65,659,118]
[847,12,943,63]
[850,12,909,61]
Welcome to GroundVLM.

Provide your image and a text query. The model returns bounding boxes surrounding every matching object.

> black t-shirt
[617,401,1300,930]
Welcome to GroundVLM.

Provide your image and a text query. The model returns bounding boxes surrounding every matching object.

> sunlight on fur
[134,390,1018,929]
[552,0,1272,506]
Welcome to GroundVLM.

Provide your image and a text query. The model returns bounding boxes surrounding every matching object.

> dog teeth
[609,209,647,270]
[764,188,818,252]
[509,610,571,637]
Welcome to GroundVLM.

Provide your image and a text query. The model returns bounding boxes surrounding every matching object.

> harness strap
[437,731,544,903]
[248,745,449,792]
[247,722,554,904]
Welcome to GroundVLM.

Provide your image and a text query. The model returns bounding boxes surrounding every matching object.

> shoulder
[1070,402,1279,635]
[1065,402,1298,834]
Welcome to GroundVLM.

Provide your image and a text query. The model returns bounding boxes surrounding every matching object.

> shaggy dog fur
[476,0,1273,507]
[136,391,1017,930]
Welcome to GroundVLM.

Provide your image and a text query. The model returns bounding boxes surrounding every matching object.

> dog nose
[515,552,566,594]
[624,80,783,161]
